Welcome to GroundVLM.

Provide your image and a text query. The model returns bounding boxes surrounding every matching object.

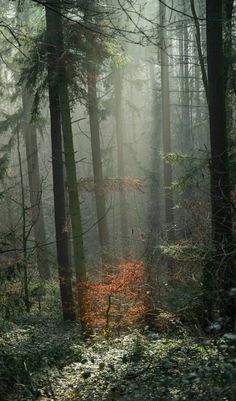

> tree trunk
[22,90,50,280]
[179,22,185,153]
[87,71,109,260]
[17,124,30,313]
[145,59,161,309]
[114,65,129,257]
[194,29,201,141]
[223,0,234,136]
[147,60,161,250]
[182,13,191,152]
[159,1,175,240]
[45,0,75,321]
[206,0,235,331]
[54,7,86,284]
[19,0,50,280]
[191,0,208,102]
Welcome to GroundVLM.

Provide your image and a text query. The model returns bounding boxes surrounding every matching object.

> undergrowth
[0,312,84,400]
[1,312,236,401]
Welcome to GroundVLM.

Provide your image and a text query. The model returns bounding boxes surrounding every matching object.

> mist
[0,1,236,399]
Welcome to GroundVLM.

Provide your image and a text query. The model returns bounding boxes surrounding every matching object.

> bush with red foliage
[78,260,148,334]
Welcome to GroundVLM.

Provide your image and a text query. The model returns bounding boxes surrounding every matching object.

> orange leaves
[78,260,147,334]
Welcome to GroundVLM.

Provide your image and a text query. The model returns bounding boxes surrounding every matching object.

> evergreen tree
[45,0,76,321]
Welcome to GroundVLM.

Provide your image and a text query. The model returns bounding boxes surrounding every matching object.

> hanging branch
[0,20,21,46]
[159,0,205,21]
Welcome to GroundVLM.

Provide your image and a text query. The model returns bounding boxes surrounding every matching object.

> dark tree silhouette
[205,0,235,331]
[45,0,76,321]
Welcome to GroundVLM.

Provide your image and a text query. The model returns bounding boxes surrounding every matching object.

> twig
[105,294,112,331]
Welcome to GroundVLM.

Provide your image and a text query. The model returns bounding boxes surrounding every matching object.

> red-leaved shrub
[78,260,148,334]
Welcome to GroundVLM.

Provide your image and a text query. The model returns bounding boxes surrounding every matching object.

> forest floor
[1,311,236,401]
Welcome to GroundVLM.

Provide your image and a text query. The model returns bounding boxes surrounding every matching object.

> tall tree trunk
[206,0,235,331]
[159,1,175,240]
[45,0,75,321]
[194,30,201,142]
[179,14,191,151]
[114,65,129,256]
[179,22,185,153]
[22,90,50,280]
[87,71,109,260]
[54,7,86,284]
[145,59,161,310]
[191,0,208,102]
[223,0,234,136]
[182,12,191,152]
[17,124,30,313]
[129,73,139,256]
[147,60,161,249]
[19,0,50,280]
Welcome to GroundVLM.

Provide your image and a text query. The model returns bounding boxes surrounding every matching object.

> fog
[0,0,234,329]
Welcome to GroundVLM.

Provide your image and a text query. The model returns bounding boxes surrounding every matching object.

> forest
[0,0,236,400]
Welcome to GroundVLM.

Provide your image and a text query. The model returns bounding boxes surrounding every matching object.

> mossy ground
[1,312,236,401]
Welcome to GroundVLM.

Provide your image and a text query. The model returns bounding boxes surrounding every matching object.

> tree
[17,2,51,281]
[205,0,235,330]
[22,90,50,280]
[87,64,110,260]
[180,2,191,153]
[159,0,175,240]
[45,0,76,321]
[16,122,30,312]
[55,1,86,284]
[84,6,110,261]
[190,0,208,102]
[113,64,129,256]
